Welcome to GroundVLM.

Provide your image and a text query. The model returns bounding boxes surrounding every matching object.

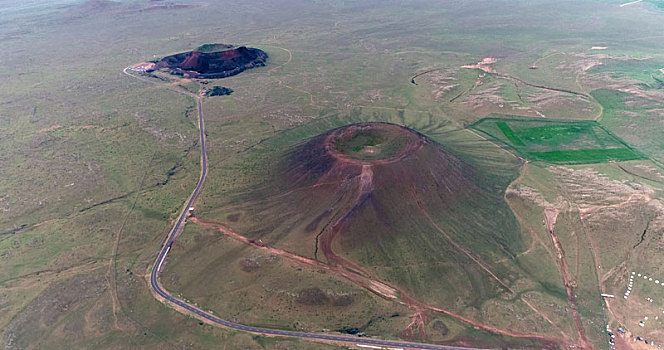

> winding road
[124,67,485,350]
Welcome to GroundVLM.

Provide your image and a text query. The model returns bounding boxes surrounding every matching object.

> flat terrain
[3,0,664,349]
[471,117,645,163]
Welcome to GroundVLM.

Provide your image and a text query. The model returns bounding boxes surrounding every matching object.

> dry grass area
[5,0,664,349]
[415,68,459,101]
[507,161,664,346]
[461,57,499,73]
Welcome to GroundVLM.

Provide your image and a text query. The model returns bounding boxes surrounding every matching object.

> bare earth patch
[414,67,459,101]
[461,57,498,73]
[549,166,664,230]
[554,53,610,72]
[506,182,588,347]
[128,62,155,72]
[39,124,62,133]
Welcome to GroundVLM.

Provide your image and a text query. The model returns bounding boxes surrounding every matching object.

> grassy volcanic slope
[192,122,572,344]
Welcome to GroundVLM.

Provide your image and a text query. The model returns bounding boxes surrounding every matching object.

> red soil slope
[154,44,267,79]
[197,122,566,347]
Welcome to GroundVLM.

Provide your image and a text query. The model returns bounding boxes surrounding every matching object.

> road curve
[125,67,486,350]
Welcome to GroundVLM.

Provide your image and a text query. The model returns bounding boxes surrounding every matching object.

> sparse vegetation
[4,0,664,348]
[206,86,233,96]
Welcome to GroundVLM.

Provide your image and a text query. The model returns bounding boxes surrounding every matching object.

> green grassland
[589,59,664,91]
[591,88,664,165]
[471,117,646,164]
[162,223,418,338]
[3,0,664,348]
[332,128,407,161]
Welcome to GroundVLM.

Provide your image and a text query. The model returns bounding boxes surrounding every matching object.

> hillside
[7,1,664,348]
[154,44,267,79]
[166,122,575,346]
[227,122,526,298]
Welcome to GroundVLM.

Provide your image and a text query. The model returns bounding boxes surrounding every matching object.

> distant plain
[3,0,664,349]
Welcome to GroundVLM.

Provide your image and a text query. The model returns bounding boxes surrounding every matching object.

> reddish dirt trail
[191,217,566,346]
[414,189,573,343]
[501,163,574,341]
[319,164,375,275]
[192,217,398,299]
[315,163,564,343]
[544,210,593,350]
[503,163,590,347]
[403,310,431,340]
[578,212,624,327]
[578,193,649,215]
[614,331,636,350]
[186,125,570,346]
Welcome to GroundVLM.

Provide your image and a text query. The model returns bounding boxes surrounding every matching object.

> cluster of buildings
[623,271,664,347]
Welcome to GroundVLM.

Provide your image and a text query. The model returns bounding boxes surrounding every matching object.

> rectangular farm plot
[495,122,524,146]
[470,117,645,164]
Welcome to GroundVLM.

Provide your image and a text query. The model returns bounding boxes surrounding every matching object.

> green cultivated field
[471,117,645,164]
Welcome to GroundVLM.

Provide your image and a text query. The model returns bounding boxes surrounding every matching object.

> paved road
[126,68,485,350]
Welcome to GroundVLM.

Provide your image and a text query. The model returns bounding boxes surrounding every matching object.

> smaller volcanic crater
[325,123,425,164]
[153,43,267,79]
